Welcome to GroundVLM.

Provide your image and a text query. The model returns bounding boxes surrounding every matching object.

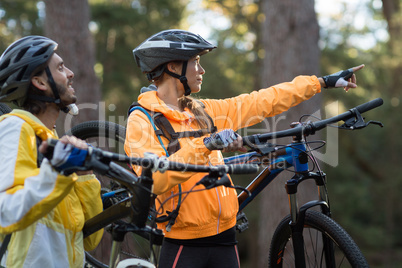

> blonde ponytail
[178,96,212,131]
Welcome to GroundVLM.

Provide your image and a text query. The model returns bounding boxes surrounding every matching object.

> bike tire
[0,103,12,115]
[67,121,161,268]
[66,120,126,143]
[268,210,368,267]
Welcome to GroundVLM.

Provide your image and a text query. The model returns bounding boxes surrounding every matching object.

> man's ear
[31,76,48,91]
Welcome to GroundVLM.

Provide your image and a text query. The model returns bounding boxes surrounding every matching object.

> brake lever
[339,108,383,130]
[366,120,384,128]
[197,173,231,189]
[250,137,277,155]
[83,147,111,174]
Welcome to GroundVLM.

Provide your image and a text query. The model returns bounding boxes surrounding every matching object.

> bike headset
[0,35,78,115]
[132,29,216,96]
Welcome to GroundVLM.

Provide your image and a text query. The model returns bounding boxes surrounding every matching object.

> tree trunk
[380,0,401,244]
[381,0,402,97]
[44,0,101,134]
[257,0,321,266]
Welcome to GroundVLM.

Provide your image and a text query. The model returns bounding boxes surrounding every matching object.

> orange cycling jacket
[124,75,321,240]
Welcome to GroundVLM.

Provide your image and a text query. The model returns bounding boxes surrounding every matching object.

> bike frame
[83,163,162,268]
[87,139,334,267]
[225,135,334,267]
[84,136,338,268]
[80,97,383,267]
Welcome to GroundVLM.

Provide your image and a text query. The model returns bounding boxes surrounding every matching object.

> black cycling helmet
[0,36,57,106]
[133,29,216,95]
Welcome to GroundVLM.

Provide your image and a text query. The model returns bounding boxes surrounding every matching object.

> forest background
[0,0,401,266]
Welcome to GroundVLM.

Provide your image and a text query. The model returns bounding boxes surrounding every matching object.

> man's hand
[40,135,92,175]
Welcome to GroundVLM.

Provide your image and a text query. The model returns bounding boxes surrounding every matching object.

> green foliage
[1,0,401,264]
[319,1,402,259]
[89,0,187,117]
[0,1,44,52]
[191,0,261,103]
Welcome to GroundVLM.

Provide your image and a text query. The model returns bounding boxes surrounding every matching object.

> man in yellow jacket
[0,36,103,267]
[125,30,364,267]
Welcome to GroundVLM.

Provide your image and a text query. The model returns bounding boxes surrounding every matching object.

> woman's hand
[222,134,247,153]
[319,64,365,92]
[204,129,247,152]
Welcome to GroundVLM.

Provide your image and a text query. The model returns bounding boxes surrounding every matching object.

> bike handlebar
[45,138,259,175]
[243,98,383,147]
[48,98,383,174]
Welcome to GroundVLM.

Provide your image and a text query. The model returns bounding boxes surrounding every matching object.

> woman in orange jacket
[124,29,364,268]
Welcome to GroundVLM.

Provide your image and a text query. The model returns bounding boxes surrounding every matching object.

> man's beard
[56,81,76,106]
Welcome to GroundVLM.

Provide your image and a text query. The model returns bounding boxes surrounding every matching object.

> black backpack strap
[0,234,11,264]
[36,136,44,168]
[154,112,217,155]
[128,102,164,136]
[154,115,181,156]
[128,101,217,155]
[128,101,141,117]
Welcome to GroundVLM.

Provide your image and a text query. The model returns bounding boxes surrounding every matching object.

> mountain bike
[68,98,384,267]
[45,138,258,268]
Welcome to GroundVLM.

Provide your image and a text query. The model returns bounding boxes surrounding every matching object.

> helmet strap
[164,61,191,96]
[28,94,59,103]
[44,67,70,113]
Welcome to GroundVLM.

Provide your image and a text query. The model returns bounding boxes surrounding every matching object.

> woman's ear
[166,61,182,74]
[31,75,48,91]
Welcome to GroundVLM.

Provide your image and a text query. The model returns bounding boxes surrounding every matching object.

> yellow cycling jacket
[125,75,321,240]
[0,110,103,268]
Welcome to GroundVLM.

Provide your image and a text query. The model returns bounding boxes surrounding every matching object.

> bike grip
[355,98,383,113]
[47,138,59,148]
[226,164,259,174]
[42,138,59,159]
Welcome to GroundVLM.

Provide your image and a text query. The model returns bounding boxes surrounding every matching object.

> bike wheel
[268,210,368,267]
[66,120,128,194]
[67,121,161,268]
[0,103,12,115]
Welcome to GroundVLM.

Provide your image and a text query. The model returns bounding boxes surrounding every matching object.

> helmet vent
[33,40,44,46]
[0,59,10,71]
[185,36,200,44]
[15,47,30,63]
[16,66,27,82]
[0,78,6,86]
[32,44,51,57]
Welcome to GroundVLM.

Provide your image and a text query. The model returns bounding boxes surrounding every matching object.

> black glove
[322,68,353,88]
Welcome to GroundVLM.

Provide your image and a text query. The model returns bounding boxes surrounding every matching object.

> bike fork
[285,172,332,268]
